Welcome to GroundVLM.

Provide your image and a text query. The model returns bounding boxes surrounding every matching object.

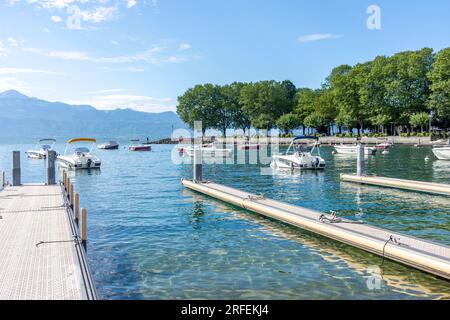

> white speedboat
[271,136,325,170]
[26,138,56,159]
[334,144,377,155]
[183,144,233,157]
[57,138,101,170]
[98,141,119,150]
[375,139,393,150]
[128,139,151,151]
[432,146,450,160]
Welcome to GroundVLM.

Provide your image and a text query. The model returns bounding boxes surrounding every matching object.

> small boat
[271,136,325,170]
[57,138,101,170]
[334,144,377,155]
[237,143,260,150]
[432,146,450,160]
[98,141,119,150]
[183,144,233,157]
[375,139,393,150]
[129,139,151,151]
[26,138,56,159]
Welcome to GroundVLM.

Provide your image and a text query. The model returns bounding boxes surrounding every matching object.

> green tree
[428,48,450,126]
[303,113,327,134]
[276,113,301,135]
[409,112,430,133]
[240,80,293,130]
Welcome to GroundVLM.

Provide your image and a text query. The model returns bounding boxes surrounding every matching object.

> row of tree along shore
[176,47,450,138]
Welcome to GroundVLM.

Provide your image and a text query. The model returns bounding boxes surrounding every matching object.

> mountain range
[0,90,186,140]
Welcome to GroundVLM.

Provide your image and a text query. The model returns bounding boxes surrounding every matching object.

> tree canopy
[177,47,449,136]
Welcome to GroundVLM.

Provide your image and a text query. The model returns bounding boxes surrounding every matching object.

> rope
[35,235,81,248]
[318,211,364,224]
[241,194,265,209]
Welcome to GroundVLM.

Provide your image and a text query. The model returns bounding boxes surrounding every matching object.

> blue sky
[0,0,449,113]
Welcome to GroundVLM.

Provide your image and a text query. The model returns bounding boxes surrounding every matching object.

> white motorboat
[271,136,325,170]
[98,141,119,150]
[128,139,151,151]
[57,138,101,170]
[432,146,450,160]
[183,143,233,157]
[26,138,56,159]
[375,139,393,150]
[334,144,377,155]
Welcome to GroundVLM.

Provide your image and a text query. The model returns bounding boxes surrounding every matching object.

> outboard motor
[87,159,92,168]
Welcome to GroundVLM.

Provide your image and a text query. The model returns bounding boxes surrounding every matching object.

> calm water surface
[0,143,449,299]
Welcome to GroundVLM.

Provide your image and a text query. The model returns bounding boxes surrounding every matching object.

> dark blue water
[1,143,449,299]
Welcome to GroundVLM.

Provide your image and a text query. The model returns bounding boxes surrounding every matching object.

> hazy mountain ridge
[0,90,186,139]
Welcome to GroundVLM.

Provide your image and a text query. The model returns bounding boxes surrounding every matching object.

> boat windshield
[74,147,90,154]
[41,144,52,150]
[297,143,314,153]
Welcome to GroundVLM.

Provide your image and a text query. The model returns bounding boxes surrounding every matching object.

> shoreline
[148,136,445,146]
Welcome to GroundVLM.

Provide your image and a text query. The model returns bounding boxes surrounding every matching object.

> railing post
[12,151,21,186]
[357,144,365,177]
[193,148,202,183]
[69,183,74,208]
[74,193,79,225]
[67,178,70,195]
[81,208,87,250]
[46,150,56,185]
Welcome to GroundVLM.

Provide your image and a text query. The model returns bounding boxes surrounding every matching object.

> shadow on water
[185,190,450,300]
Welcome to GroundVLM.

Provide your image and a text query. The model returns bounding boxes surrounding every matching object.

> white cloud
[86,88,126,94]
[81,6,117,23]
[111,40,119,45]
[0,41,7,57]
[7,37,25,47]
[0,67,64,75]
[297,33,343,42]
[49,50,90,60]
[126,0,136,8]
[179,43,191,51]
[0,77,27,92]
[69,94,174,113]
[96,67,145,72]
[50,15,62,23]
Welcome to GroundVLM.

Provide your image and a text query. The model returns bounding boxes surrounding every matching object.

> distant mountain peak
[0,90,29,99]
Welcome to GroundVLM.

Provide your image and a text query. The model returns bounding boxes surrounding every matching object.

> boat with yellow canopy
[57,138,101,170]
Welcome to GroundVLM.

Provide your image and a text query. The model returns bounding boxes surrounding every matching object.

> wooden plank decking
[0,184,97,300]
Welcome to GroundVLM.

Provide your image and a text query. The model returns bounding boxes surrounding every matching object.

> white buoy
[382,150,389,155]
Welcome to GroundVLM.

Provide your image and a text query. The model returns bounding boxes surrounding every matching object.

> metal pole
[357,144,365,177]
[12,151,21,186]
[81,208,87,250]
[46,150,56,185]
[193,148,202,183]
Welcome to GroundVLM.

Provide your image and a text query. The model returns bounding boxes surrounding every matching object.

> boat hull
[26,151,46,159]
[57,156,101,170]
[432,147,450,160]
[334,145,377,155]
[129,145,151,151]
[271,154,325,170]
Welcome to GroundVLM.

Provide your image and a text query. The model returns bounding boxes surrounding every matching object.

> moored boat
[271,136,325,170]
[432,146,450,160]
[334,144,377,155]
[26,138,57,159]
[98,141,119,150]
[57,138,101,170]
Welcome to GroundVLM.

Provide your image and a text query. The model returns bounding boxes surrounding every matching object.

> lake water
[0,142,449,299]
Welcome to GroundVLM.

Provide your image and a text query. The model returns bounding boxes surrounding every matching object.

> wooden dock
[0,183,97,300]
[340,174,450,196]
[182,179,450,280]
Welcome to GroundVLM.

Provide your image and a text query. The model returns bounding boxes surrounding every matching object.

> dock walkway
[182,180,450,280]
[0,184,97,300]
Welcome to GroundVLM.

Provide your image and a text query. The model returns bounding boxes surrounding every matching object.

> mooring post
[357,144,365,176]
[74,193,79,225]
[0,171,3,191]
[46,150,56,185]
[70,183,74,208]
[193,148,203,183]
[81,208,87,250]
[12,151,21,186]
